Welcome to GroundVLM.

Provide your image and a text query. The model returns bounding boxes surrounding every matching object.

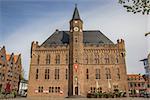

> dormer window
[75,38,77,42]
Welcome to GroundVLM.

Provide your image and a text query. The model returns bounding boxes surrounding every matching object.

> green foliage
[118,0,150,15]
[87,91,126,98]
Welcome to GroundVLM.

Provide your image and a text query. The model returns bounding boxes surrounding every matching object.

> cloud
[82,2,148,74]
[2,14,68,79]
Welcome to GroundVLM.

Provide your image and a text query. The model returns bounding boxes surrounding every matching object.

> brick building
[127,74,150,97]
[0,46,22,93]
[28,6,128,98]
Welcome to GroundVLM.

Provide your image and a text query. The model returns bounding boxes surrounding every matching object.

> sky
[0,0,149,79]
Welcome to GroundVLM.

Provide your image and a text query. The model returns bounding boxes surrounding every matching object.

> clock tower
[68,5,84,96]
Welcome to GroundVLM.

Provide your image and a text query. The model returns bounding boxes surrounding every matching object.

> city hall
[28,6,128,98]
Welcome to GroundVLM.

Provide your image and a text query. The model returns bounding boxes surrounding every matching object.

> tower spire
[72,4,81,20]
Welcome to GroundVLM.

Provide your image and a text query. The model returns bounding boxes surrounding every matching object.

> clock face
[74,27,79,31]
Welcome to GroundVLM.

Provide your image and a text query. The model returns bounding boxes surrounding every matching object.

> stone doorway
[75,87,78,95]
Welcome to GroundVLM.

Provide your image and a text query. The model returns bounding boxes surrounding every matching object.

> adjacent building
[18,80,28,96]
[0,46,22,93]
[127,74,149,96]
[28,6,128,98]
[140,53,150,93]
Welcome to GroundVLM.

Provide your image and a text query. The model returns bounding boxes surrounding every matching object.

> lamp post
[145,32,150,92]
[145,32,150,37]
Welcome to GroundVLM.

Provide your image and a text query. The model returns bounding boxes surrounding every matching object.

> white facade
[19,80,28,96]
[148,54,150,78]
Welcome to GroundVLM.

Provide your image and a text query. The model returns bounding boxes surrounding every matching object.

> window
[96,69,100,79]
[130,82,133,87]
[65,69,68,80]
[142,83,144,87]
[55,68,60,80]
[147,84,150,88]
[116,58,119,64]
[93,87,96,93]
[10,62,13,67]
[105,68,111,79]
[75,38,77,42]
[97,87,102,93]
[45,69,50,79]
[138,83,141,87]
[90,87,96,93]
[121,53,124,57]
[46,54,50,64]
[116,68,120,80]
[49,87,60,93]
[95,54,99,64]
[58,87,60,92]
[66,54,68,64]
[36,69,39,79]
[55,87,58,93]
[105,58,109,64]
[56,55,60,64]
[37,55,40,65]
[52,87,54,93]
[134,83,137,87]
[90,87,93,93]
[86,69,89,79]
[105,55,109,64]
[49,87,52,93]
[38,86,43,93]
[1,55,5,61]
[85,55,88,64]
[75,58,78,63]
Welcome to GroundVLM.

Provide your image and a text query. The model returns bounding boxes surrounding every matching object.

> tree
[118,0,150,15]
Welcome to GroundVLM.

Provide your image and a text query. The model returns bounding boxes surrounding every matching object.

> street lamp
[145,32,150,37]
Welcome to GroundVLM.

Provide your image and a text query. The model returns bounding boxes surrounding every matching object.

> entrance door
[75,87,78,95]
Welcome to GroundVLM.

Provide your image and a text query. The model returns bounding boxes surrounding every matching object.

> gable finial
[72,3,81,20]
[75,3,77,8]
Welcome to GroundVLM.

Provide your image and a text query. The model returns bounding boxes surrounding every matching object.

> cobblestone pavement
[1,97,150,100]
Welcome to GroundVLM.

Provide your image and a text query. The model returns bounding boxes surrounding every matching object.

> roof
[14,55,19,63]
[6,54,11,61]
[41,30,114,47]
[6,54,19,63]
[72,5,80,20]
[127,74,143,78]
